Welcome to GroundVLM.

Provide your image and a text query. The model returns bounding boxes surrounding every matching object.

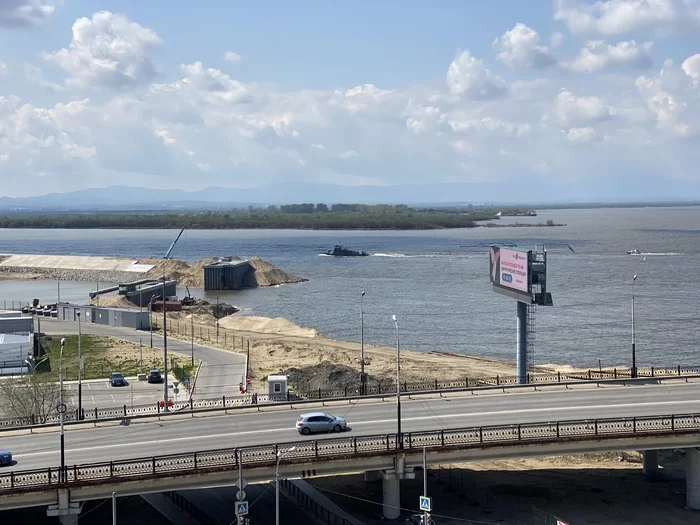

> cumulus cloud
[551,32,565,48]
[682,53,700,85]
[567,40,654,72]
[565,127,597,142]
[554,0,700,36]
[446,50,507,98]
[224,51,242,62]
[0,61,7,76]
[552,89,615,126]
[0,0,60,27]
[493,23,556,69]
[636,58,699,136]
[42,11,162,89]
[24,63,62,91]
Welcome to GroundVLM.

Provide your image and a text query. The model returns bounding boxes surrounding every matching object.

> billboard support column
[516,301,528,384]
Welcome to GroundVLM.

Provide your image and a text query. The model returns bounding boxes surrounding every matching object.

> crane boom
[164,226,186,259]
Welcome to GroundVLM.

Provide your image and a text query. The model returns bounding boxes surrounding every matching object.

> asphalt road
[38,318,247,400]
[61,376,180,410]
[4,380,700,473]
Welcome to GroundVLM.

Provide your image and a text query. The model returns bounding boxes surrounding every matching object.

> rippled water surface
[1,206,699,368]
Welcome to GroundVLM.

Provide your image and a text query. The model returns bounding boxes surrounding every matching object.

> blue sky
[1,1,699,201]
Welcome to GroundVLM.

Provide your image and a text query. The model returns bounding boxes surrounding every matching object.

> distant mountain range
[0,180,699,211]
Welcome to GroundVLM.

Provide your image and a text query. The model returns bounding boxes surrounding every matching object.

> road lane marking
[15,398,700,459]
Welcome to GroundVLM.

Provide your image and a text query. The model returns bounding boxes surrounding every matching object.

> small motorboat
[627,249,640,255]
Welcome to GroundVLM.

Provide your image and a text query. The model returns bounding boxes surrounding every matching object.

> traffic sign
[419,496,432,512]
[173,381,180,388]
[237,477,248,489]
[235,501,248,516]
[236,490,246,501]
[173,388,180,395]
[183,377,190,383]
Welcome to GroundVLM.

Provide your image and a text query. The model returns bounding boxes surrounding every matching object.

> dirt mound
[243,256,307,287]
[88,294,139,308]
[167,300,239,325]
[138,255,304,289]
[219,315,319,338]
[280,362,390,392]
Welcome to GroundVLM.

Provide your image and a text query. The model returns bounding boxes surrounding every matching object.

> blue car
[110,372,126,387]
[0,450,12,466]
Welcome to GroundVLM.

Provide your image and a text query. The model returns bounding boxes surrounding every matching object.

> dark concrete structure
[203,260,250,291]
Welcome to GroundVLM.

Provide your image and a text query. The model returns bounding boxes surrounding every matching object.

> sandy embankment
[158,310,526,391]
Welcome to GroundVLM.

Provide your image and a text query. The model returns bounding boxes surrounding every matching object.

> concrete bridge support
[642,450,659,478]
[687,448,700,510]
[46,489,82,525]
[380,455,415,520]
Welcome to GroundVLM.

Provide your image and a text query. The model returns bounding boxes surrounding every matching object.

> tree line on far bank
[0,204,529,230]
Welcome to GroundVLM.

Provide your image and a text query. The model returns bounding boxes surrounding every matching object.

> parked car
[0,450,12,467]
[296,412,347,435]
[147,369,163,383]
[110,372,126,387]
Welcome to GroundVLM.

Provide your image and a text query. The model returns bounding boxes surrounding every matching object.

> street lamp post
[392,314,402,449]
[632,274,638,379]
[276,446,296,525]
[360,291,365,394]
[77,312,83,420]
[59,338,66,483]
[162,277,169,411]
[191,312,194,367]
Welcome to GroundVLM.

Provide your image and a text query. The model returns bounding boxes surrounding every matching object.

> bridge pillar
[381,455,415,520]
[46,489,82,524]
[642,450,659,478]
[688,448,700,509]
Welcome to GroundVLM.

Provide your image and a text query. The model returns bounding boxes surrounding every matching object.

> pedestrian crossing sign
[235,501,248,516]
[419,496,431,512]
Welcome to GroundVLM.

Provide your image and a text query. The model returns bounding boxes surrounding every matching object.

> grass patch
[171,358,199,385]
[41,334,163,380]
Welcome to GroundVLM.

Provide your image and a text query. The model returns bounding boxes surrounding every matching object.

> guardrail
[2,412,700,495]
[1,365,698,431]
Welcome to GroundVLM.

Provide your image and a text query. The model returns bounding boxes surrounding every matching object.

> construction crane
[164,226,186,259]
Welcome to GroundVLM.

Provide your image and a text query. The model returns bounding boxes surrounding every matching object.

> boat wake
[372,253,464,258]
[629,252,683,256]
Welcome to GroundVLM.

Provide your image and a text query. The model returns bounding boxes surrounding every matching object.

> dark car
[0,450,12,467]
[147,369,163,383]
[110,372,126,387]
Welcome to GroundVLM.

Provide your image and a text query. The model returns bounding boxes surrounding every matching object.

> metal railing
[1,365,698,430]
[1,412,700,495]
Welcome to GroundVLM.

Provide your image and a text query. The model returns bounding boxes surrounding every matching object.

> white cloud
[446,50,507,98]
[339,150,359,159]
[24,63,62,91]
[0,61,7,76]
[224,51,242,63]
[567,40,654,72]
[42,11,162,89]
[565,127,597,142]
[551,32,565,48]
[554,0,700,36]
[551,89,615,126]
[636,58,698,136]
[493,23,556,69]
[682,53,700,85]
[0,0,60,27]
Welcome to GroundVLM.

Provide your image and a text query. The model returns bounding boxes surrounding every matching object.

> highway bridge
[3,379,700,522]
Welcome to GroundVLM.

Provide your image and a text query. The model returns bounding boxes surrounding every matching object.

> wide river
[0,206,698,369]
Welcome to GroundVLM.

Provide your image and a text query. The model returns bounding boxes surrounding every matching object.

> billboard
[489,246,531,294]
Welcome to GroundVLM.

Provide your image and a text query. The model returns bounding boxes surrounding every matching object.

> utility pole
[632,274,638,379]
[423,447,428,525]
[57,281,60,304]
[139,337,143,376]
[59,338,66,483]
[163,276,169,411]
[112,492,117,525]
[392,314,402,449]
[77,312,83,420]
[191,313,194,367]
[216,296,220,344]
[360,291,365,394]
